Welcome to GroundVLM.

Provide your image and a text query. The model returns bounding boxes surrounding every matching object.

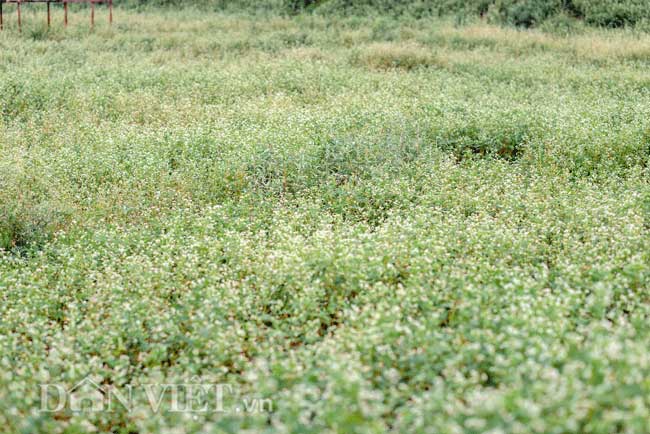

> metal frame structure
[0,0,113,31]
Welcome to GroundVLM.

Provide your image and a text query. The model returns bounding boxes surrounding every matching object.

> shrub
[109,0,650,29]
[572,0,650,27]
[540,10,585,35]
[310,0,493,18]
[486,0,566,28]
[284,0,326,14]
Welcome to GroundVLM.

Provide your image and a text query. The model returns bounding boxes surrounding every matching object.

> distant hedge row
[121,0,650,28]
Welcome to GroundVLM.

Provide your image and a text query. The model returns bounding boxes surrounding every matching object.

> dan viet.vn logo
[40,376,273,414]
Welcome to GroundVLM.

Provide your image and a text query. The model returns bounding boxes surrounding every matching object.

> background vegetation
[2,3,650,433]
[114,0,650,28]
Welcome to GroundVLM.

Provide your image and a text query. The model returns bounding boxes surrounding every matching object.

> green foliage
[0,165,70,252]
[540,10,585,35]
[572,0,650,27]
[486,0,566,27]
[350,42,445,70]
[3,8,650,434]
[114,0,650,28]
[283,0,326,14]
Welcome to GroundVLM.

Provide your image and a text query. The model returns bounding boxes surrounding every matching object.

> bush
[284,0,326,14]
[111,0,650,29]
[540,10,585,35]
[310,0,492,18]
[486,0,566,28]
[572,0,650,27]
[118,0,285,13]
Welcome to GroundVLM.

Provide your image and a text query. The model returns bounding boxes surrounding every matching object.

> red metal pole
[64,1,67,27]
[109,0,112,25]
[47,1,51,28]
[0,1,3,31]
[90,0,94,28]
[17,0,21,33]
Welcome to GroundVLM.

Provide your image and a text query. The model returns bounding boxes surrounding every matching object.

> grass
[351,42,446,71]
[2,6,650,433]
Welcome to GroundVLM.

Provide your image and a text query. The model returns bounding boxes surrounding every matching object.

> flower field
[2,6,650,433]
